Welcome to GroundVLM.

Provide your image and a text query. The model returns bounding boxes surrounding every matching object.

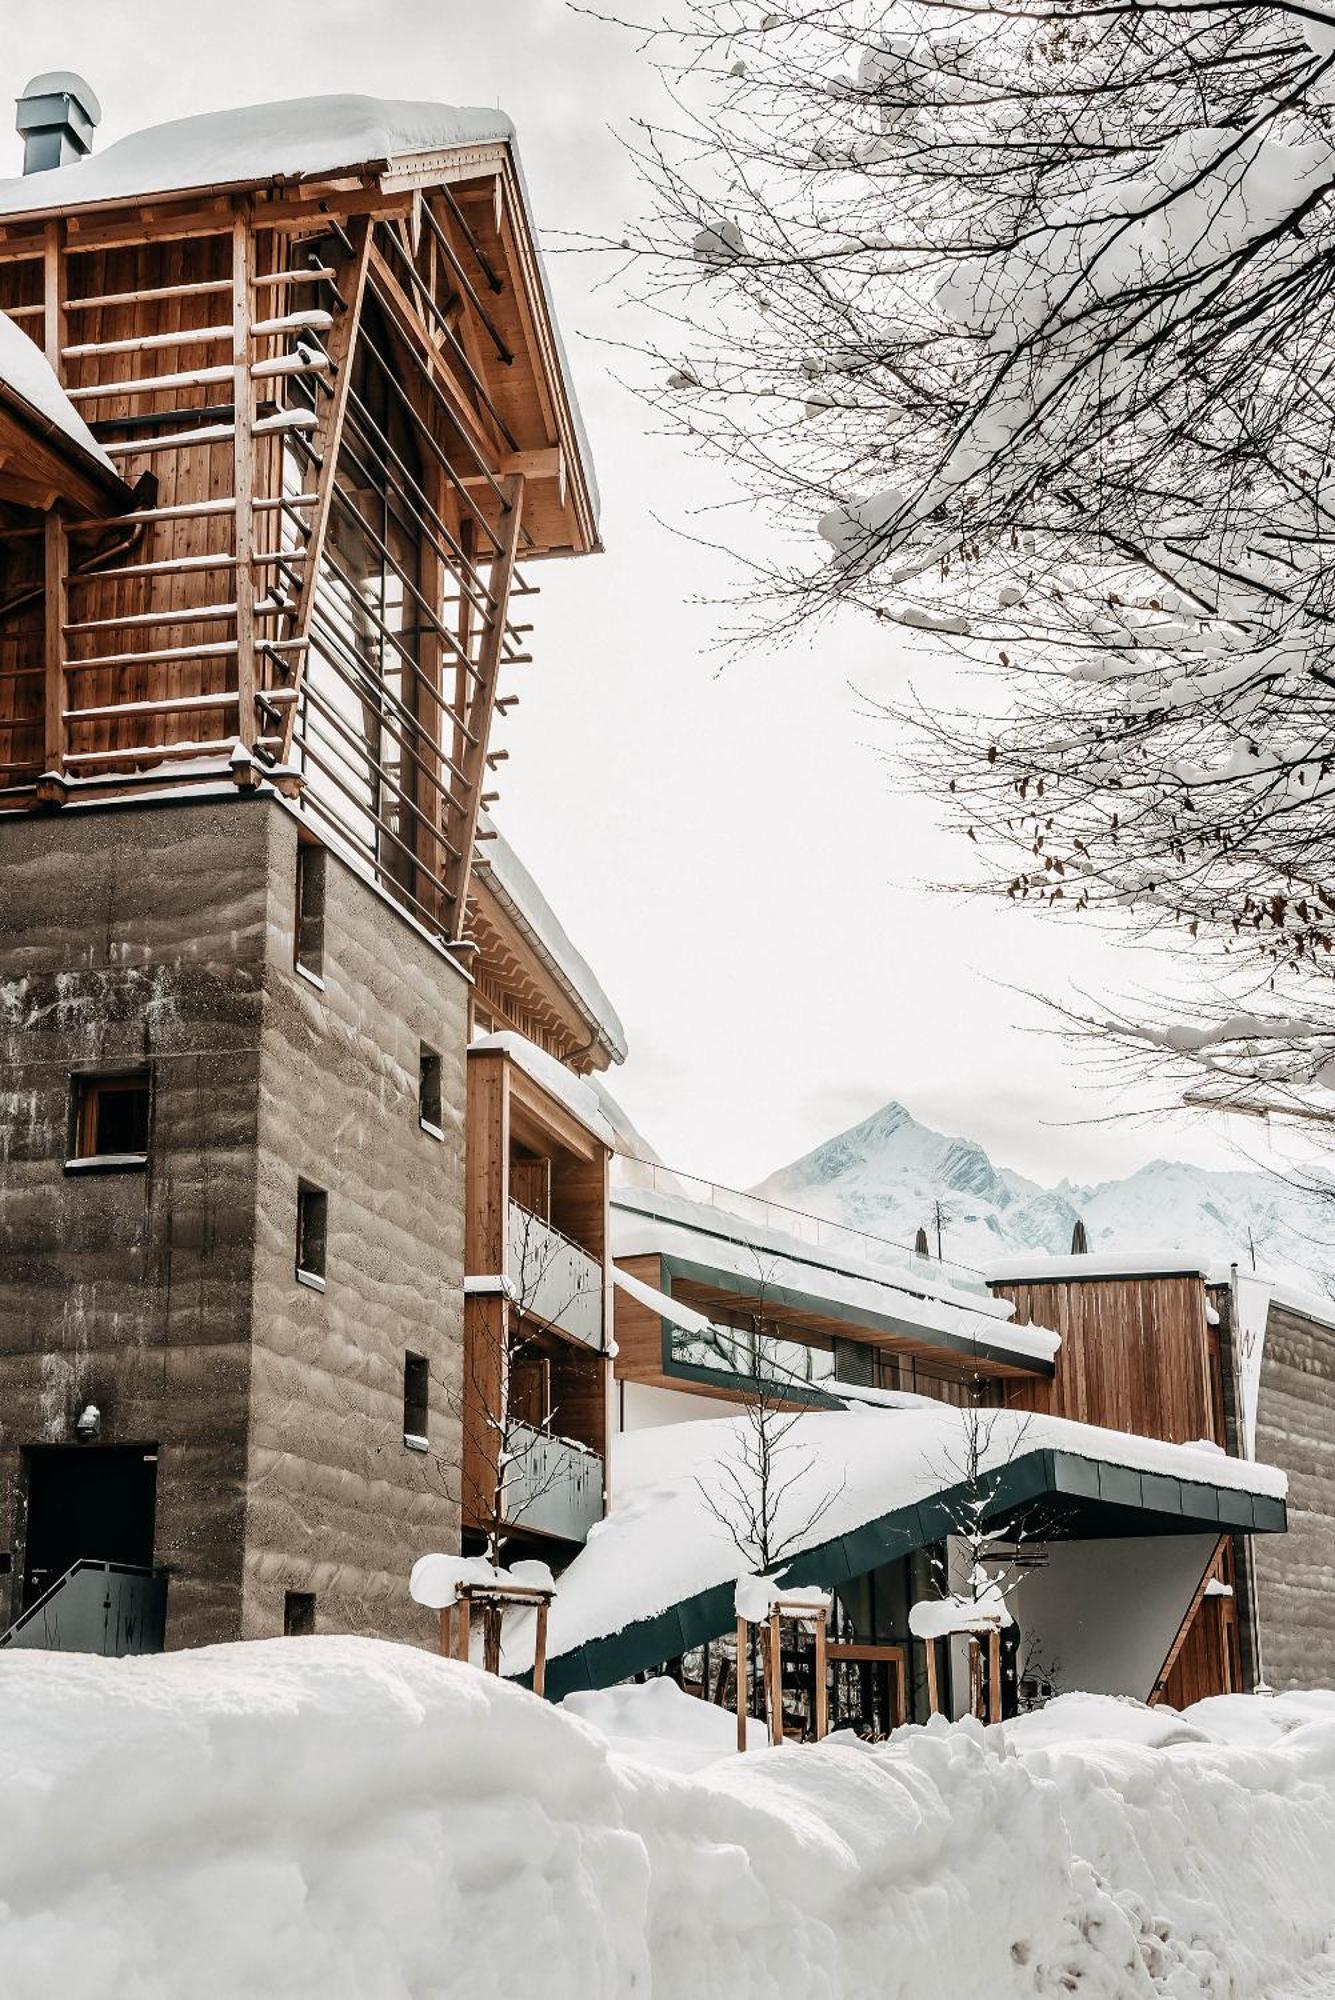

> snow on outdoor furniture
[910,1575,1013,1722]
[734,1575,833,1749]
[411,1554,557,1697]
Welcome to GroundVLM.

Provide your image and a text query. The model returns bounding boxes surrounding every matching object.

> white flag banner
[1232,1270,1272,1460]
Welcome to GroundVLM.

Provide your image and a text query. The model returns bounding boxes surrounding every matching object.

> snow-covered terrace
[613,1177,1062,1372]
[502,1402,1287,1697]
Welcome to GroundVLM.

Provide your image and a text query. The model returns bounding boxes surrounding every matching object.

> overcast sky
[11,0,1283,1201]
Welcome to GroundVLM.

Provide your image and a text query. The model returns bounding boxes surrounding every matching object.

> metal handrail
[612,1154,992,1295]
[0,1559,157,1648]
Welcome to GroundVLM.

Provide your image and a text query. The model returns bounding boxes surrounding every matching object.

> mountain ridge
[752,1100,1335,1294]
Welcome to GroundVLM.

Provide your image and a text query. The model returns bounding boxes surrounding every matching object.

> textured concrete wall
[0,797,268,1645]
[1251,1301,1335,1689]
[243,807,467,1645]
[1,792,470,1653]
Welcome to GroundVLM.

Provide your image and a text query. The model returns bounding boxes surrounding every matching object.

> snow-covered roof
[469,1030,615,1150]
[612,1265,712,1336]
[0,96,514,219]
[474,818,626,1065]
[502,1403,1286,1675]
[0,308,120,481]
[0,95,599,527]
[613,1181,1062,1368]
[987,1250,1214,1285]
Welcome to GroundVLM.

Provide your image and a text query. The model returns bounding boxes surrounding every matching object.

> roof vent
[16,71,101,174]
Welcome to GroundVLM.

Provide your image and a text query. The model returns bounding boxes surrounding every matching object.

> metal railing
[612,1154,991,1297]
[508,1201,605,1348]
[502,1423,603,1543]
[0,1561,167,1656]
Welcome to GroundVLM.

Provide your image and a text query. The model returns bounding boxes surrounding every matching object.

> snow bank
[562,1676,765,1771]
[6,1643,1335,1999]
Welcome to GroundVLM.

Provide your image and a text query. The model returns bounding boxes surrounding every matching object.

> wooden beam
[1149,1535,1226,1706]
[924,1636,940,1717]
[767,1608,784,1747]
[736,1615,749,1753]
[232,211,257,773]
[42,512,66,787]
[274,217,373,764]
[445,473,523,936]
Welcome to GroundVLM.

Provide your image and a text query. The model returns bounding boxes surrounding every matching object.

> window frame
[418,1042,443,1140]
[296,1181,329,1290]
[402,1350,430,1449]
[65,1068,152,1173]
[294,840,328,989]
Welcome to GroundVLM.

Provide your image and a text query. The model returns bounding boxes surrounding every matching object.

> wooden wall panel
[993,1275,1216,1445]
[612,1254,672,1384]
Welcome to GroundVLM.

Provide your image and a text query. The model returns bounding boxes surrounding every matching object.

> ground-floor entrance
[21,1444,158,1610]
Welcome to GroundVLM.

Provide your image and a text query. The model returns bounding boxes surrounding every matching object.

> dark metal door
[22,1447,157,1608]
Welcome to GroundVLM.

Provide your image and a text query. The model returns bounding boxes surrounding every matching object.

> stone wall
[1251,1299,1335,1688]
[243,806,467,1646]
[0,796,269,1644]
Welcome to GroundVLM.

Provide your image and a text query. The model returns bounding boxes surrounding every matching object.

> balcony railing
[0,1561,167,1656]
[508,1201,604,1348]
[613,1154,991,1297]
[503,1423,604,1543]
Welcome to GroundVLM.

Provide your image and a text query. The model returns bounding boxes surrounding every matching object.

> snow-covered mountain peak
[753,1099,1335,1292]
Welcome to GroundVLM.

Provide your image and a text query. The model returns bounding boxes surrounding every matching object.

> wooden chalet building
[502,1167,1292,1726]
[0,81,621,1653]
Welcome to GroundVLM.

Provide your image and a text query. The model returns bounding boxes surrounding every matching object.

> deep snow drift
[5,1639,1335,1998]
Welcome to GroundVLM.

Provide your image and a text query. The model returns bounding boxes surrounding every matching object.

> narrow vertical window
[295,842,327,983]
[296,1182,328,1287]
[419,1043,442,1135]
[284,1590,316,1636]
[403,1351,429,1446]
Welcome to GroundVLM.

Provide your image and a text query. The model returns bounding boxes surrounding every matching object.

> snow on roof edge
[612,1184,1062,1366]
[474,817,626,1063]
[0,94,600,525]
[470,1029,615,1150]
[0,308,120,481]
[987,1249,1214,1285]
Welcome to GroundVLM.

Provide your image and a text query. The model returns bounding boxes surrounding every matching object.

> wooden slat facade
[990,1274,1223,1446]
[0,148,596,963]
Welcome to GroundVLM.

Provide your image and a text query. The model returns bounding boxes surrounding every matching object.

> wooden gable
[0,114,598,952]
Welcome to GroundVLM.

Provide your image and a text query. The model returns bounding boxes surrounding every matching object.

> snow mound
[1005,1690,1209,1750]
[6,1641,1335,1998]
[563,1675,764,1771]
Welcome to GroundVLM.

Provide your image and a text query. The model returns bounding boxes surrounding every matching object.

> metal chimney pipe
[16,72,101,174]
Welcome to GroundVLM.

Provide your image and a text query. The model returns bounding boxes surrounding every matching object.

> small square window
[419,1043,442,1135]
[68,1071,150,1167]
[403,1351,429,1445]
[296,1182,328,1287]
[284,1590,316,1636]
[295,842,327,984]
